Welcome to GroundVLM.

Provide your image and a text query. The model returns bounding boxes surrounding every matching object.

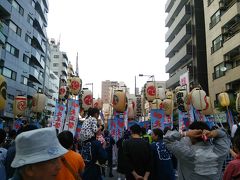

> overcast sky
[47,0,169,98]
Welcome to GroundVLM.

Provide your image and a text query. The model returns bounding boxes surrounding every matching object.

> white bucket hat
[11,127,68,168]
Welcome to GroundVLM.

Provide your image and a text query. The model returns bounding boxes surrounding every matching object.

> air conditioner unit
[219,1,225,10]
[224,55,230,61]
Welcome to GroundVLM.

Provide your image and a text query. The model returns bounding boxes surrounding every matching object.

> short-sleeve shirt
[56,150,85,180]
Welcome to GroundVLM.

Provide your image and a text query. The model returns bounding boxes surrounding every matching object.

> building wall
[203,0,240,106]
[0,0,48,119]
[165,0,208,93]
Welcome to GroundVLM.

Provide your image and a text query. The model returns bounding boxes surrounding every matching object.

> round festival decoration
[218,92,230,107]
[112,90,127,113]
[156,87,165,100]
[166,90,174,100]
[69,76,82,95]
[236,93,240,113]
[13,96,27,117]
[151,99,163,109]
[145,81,156,102]
[163,99,173,116]
[93,98,103,110]
[59,86,67,99]
[202,96,214,115]
[176,89,188,112]
[82,89,93,111]
[32,93,47,113]
[0,75,7,110]
[191,88,208,110]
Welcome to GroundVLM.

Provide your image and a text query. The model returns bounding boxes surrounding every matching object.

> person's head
[9,129,17,139]
[152,128,163,141]
[17,124,38,135]
[141,127,147,136]
[0,129,6,144]
[12,127,67,180]
[87,107,100,119]
[189,121,210,144]
[163,126,171,135]
[130,124,141,136]
[58,130,74,150]
[104,130,109,137]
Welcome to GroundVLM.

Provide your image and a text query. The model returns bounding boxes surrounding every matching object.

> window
[5,43,19,57]
[12,0,24,16]
[210,10,221,28]
[23,54,30,64]
[211,35,222,53]
[54,55,59,58]
[9,21,21,36]
[25,34,31,44]
[53,63,59,67]
[213,63,225,79]
[27,15,34,25]
[2,67,17,80]
[21,76,28,85]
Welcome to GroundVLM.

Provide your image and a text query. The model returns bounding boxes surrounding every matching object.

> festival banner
[13,118,22,131]
[226,109,234,130]
[53,103,66,133]
[150,109,165,130]
[75,120,82,140]
[139,121,151,129]
[128,120,138,129]
[108,113,125,141]
[193,106,215,129]
[178,110,190,131]
[164,114,173,130]
[63,99,80,135]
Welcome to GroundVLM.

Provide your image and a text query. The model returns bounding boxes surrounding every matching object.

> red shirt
[223,155,240,180]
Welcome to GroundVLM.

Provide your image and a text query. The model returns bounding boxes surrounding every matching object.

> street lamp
[85,83,93,107]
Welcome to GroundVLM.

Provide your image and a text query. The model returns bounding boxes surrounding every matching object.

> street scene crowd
[0,107,239,180]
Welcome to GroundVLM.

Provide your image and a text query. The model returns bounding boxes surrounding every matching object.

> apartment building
[0,0,49,119]
[203,0,240,105]
[165,0,209,93]
[101,80,119,103]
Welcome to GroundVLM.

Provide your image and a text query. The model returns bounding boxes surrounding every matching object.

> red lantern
[0,75,7,110]
[112,90,127,113]
[82,89,93,111]
[69,77,82,95]
[93,98,103,110]
[32,93,46,112]
[13,96,27,117]
[145,82,156,102]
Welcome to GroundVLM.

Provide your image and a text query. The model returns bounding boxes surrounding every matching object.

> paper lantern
[93,98,103,110]
[151,99,163,109]
[236,93,240,113]
[32,93,46,112]
[218,92,230,107]
[163,99,173,116]
[82,89,93,111]
[59,86,67,99]
[202,96,213,115]
[112,90,127,113]
[145,82,156,102]
[176,90,187,112]
[0,75,7,110]
[13,96,27,117]
[166,91,174,100]
[69,77,82,95]
[156,88,165,100]
[191,88,207,110]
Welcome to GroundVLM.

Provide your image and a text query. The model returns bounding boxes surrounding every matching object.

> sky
[47,0,169,98]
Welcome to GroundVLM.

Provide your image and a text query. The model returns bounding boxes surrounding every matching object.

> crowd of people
[0,107,239,180]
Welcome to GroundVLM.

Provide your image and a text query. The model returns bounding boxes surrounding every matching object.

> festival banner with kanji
[75,120,82,140]
[53,103,66,132]
[150,109,165,130]
[108,113,125,141]
[13,118,22,131]
[63,99,80,134]
[128,120,138,129]
[178,110,190,131]
[193,106,215,129]
[139,121,151,129]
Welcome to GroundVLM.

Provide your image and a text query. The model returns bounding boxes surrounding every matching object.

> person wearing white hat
[10,127,68,180]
